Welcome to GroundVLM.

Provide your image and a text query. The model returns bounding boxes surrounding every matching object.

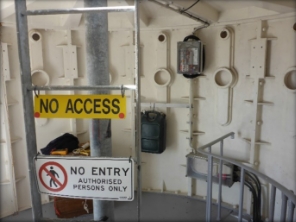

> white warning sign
[34,156,134,201]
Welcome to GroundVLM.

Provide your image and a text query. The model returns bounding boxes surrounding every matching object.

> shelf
[0,180,11,185]
[7,99,18,106]
[181,96,206,101]
[140,102,190,108]
[77,130,87,135]
[243,138,271,146]
[179,130,205,136]
[122,128,137,133]
[11,137,22,144]
[15,176,26,183]
[244,100,274,106]
[246,76,275,79]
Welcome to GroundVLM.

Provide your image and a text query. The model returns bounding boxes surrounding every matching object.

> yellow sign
[34,95,126,119]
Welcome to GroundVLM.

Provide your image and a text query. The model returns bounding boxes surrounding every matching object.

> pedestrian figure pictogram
[47,166,59,187]
[38,161,68,192]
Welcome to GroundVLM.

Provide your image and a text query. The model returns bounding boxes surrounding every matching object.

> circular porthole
[158,33,167,43]
[214,68,236,88]
[31,70,50,86]
[220,31,228,39]
[284,68,296,93]
[153,69,171,87]
[32,33,41,41]
[29,30,42,42]
[220,28,231,40]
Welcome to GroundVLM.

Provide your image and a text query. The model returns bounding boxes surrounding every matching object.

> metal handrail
[26,6,135,16]
[195,132,296,222]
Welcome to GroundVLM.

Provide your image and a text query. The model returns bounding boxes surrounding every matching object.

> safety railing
[194,132,296,222]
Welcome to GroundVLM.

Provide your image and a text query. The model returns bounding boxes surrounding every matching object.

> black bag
[141,111,166,154]
[41,133,79,155]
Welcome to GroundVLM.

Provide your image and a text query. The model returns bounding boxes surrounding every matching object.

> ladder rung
[30,85,137,91]
[26,6,135,16]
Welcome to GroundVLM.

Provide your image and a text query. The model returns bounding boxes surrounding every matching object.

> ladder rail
[26,6,135,16]
[31,85,137,91]
[14,0,43,221]
[15,0,142,221]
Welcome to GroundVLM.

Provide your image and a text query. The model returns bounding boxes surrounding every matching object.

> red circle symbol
[119,113,125,119]
[34,112,40,118]
[39,161,68,192]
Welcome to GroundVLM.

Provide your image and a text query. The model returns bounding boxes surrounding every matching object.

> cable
[180,0,200,13]
[246,172,261,221]
[244,180,259,221]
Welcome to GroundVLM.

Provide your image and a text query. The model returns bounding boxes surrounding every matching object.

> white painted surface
[0,1,295,220]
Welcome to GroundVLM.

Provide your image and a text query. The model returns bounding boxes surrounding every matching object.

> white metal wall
[0,11,295,221]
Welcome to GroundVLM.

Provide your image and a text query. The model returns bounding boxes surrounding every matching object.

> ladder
[14,0,142,221]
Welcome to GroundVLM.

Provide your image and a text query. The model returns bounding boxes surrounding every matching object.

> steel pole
[14,0,43,221]
[84,0,114,221]
[134,1,142,221]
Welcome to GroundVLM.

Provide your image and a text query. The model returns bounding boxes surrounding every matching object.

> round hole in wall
[284,70,296,90]
[31,70,49,86]
[220,31,228,39]
[153,69,171,87]
[293,23,296,31]
[215,70,231,87]
[158,34,166,42]
[213,68,236,89]
[32,33,41,41]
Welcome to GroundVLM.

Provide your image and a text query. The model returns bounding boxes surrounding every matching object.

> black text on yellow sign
[34,95,126,119]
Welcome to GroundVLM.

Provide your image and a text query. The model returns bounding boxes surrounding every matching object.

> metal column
[84,0,114,221]
[14,0,43,221]
[134,1,142,221]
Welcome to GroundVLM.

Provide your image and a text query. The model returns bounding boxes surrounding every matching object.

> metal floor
[2,192,239,222]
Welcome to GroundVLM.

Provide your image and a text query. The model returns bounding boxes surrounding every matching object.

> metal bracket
[33,86,40,98]
[121,85,125,98]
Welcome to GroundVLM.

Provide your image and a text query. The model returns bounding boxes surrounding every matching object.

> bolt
[254,161,259,166]
[257,121,262,125]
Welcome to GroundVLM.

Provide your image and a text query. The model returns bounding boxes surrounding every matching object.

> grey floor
[2,192,241,222]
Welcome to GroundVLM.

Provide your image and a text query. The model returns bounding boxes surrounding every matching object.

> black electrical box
[141,111,166,154]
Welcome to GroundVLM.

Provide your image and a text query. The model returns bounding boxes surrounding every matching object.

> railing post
[238,168,245,222]
[14,1,43,221]
[206,146,213,222]
[287,199,295,222]
[281,193,288,222]
[269,185,276,222]
[217,140,224,221]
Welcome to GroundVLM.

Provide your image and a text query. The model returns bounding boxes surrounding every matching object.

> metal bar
[134,0,142,221]
[140,102,190,108]
[84,0,114,220]
[14,0,43,221]
[217,140,224,221]
[280,193,288,222]
[238,168,245,222]
[206,146,213,222]
[197,148,296,206]
[30,85,137,91]
[148,0,210,26]
[287,199,295,222]
[198,132,235,150]
[26,6,135,15]
[269,185,276,222]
